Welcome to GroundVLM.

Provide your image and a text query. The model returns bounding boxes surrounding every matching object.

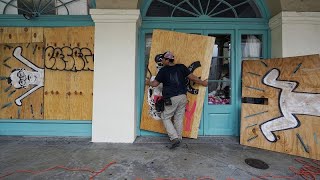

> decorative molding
[270,12,320,30]
[269,12,282,30]
[90,9,140,23]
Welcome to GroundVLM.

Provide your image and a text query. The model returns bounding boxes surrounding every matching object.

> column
[90,9,141,142]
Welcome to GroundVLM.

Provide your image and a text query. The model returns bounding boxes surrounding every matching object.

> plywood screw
[24,28,28,32]
[67,92,71,96]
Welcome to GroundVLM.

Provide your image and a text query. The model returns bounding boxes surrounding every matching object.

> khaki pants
[162,94,187,141]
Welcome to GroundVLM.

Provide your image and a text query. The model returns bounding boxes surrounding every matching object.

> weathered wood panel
[241,54,320,160]
[140,30,214,138]
[0,43,44,119]
[43,27,94,120]
[0,27,35,43]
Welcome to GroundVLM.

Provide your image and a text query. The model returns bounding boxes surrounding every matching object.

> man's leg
[173,94,187,140]
[162,97,179,141]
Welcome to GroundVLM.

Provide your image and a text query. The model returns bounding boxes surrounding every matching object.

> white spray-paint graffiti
[260,68,320,142]
[146,55,201,120]
[147,54,164,120]
[8,46,44,106]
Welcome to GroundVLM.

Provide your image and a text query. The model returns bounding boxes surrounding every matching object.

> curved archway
[142,0,269,19]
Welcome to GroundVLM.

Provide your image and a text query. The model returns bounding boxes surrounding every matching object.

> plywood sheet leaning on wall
[0,43,44,119]
[43,27,94,120]
[140,30,214,138]
[240,54,320,160]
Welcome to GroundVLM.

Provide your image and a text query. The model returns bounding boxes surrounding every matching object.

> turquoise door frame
[203,29,236,135]
[0,2,95,137]
[137,0,271,137]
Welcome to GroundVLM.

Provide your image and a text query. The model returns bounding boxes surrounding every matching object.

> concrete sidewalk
[0,136,315,180]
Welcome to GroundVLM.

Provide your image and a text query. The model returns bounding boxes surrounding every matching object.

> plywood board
[140,30,214,138]
[241,54,320,160]
[0,27,40,44]
[0,43,44,119]
[43,27,94,120]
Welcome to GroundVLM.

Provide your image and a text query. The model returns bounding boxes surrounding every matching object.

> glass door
[203,30,236,135]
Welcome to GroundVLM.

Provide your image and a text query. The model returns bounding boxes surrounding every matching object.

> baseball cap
[163,51,174,60]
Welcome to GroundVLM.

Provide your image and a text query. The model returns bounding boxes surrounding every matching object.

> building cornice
[90,9,141,23]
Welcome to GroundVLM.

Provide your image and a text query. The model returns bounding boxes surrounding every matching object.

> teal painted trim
[89,0,96,9]
[0,120,92,137]
[267,29,271,58]
[142,18,269,24]
[136,29,145,136]
[140,130,166,136]
[0,15,94,27]
[235,28,241,136]
[142,23,269,30]
[257,0,270,19]
[141,0,153,17]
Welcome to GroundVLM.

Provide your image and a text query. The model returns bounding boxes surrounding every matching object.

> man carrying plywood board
[141,30,215,149]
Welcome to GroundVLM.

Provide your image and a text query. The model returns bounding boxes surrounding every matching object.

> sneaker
[169,138,181,149]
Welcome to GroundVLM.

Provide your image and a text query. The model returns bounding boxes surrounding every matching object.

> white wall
[90,9,141,142]
[270,12,320,58]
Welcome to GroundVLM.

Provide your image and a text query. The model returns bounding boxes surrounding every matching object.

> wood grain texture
[140,30,214,138]
[241,54,320,160]
[43,27,94,120]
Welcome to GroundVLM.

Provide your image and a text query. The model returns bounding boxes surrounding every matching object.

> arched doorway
[138,0,270,136]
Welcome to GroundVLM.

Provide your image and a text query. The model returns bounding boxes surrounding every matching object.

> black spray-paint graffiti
[147,58,202,120]
[260,68,320,142]
[186,61,201,95]
[45,46,94,71]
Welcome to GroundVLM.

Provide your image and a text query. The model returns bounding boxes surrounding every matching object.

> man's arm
[145,78,160,87]
[187,73,208,87]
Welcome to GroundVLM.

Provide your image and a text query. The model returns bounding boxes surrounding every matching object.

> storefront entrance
[138,0,270,136]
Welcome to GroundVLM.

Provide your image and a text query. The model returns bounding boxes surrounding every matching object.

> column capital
[270,12,320,30]
[90,9,141,23]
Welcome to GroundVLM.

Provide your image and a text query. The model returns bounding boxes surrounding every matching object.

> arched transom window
[146,0,262,18]
[0,0,94,16]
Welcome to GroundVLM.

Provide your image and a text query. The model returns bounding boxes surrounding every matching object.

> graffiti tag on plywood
[260,68,320,142]
[0,43,44,119]
[8,46,44,106]
[241,55,320,160]
[45,46,94,71]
